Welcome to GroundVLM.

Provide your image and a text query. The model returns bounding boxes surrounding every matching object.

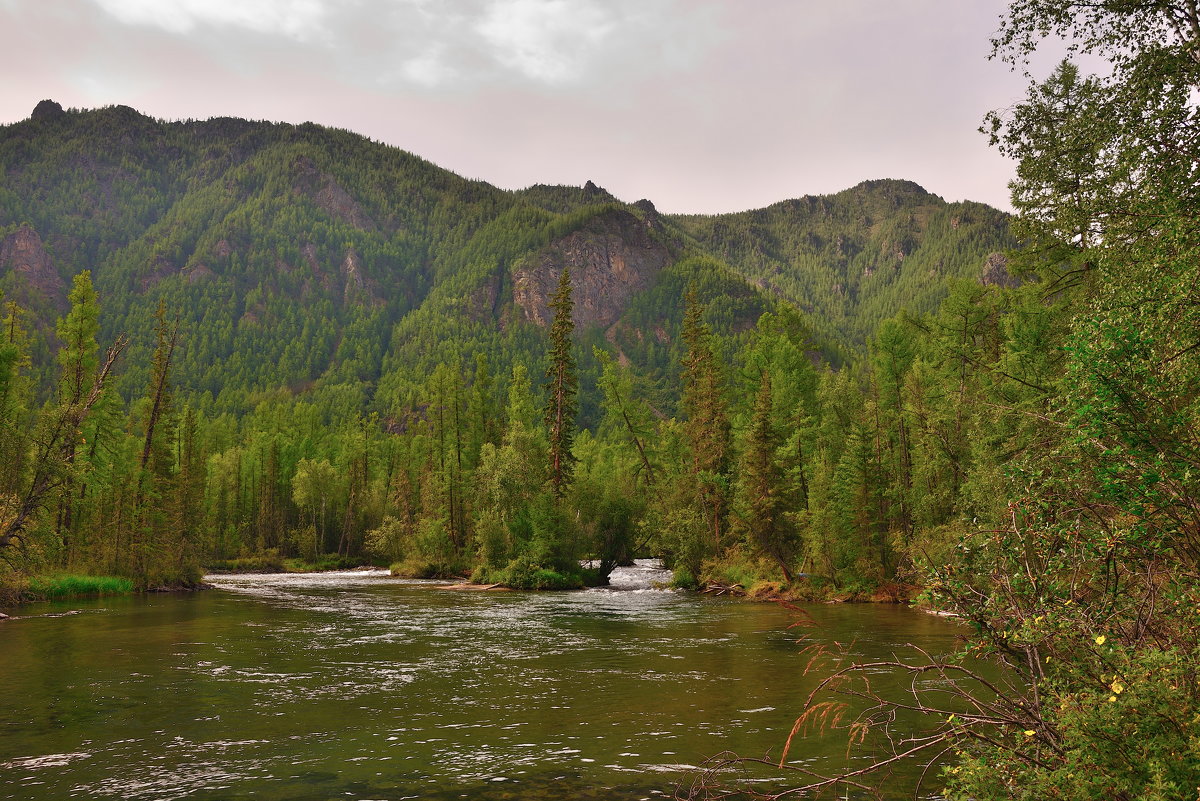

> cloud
[3,0,1021,214]
[92,0,329,41]
[476,0,615,84]
[396,45,459,88]
[84,0,721,91]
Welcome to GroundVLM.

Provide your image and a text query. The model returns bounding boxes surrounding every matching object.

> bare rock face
[980,251,1019,288]
[0,223,66,303]
[292,155,377,232]
[139,255,177,292]
[513,209,672,329]
[183,263,215,285]
[341,247,380,306]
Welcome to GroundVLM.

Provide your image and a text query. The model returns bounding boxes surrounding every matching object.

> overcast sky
[1,0,1036,214]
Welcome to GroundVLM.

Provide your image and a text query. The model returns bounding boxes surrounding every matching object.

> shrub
[205,551,286,573]
[389,558,464,580]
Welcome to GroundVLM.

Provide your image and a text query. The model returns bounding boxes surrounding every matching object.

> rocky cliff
[512,208,673,329]
[0,224,67,311]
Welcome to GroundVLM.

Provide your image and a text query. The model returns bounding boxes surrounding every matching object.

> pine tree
[131,299,183,586]
[544,268,578,497]
[0,300,31,499]
[680,288,731,551]
[54,271,101,562]
[737,371,795,582]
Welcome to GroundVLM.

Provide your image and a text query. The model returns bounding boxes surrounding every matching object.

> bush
[285,554,375,572]
[670,566,699,589]
[364,516,409,563]
[389,558,464,580]
[699,545,782,591]
[498,554,584,590]
[204,551,286,573]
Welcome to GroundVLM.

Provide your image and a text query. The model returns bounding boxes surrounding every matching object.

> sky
[0,0,1037,214]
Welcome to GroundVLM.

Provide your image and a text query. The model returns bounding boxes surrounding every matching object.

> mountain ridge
[0,101,1013,418]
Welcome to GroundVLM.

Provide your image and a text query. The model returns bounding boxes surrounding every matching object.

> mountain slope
[0,102,1012,419]
[669,179,1016,347]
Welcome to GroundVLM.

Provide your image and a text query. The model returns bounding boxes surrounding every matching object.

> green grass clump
[24,574,134,600]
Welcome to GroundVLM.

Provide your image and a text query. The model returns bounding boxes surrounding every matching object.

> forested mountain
[671,179,1016,347]
[0,101,1009,419]
[0,99,1026,601]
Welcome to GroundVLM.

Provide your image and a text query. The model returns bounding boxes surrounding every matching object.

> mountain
[670,179,1016,347]
[0,101,1012,419]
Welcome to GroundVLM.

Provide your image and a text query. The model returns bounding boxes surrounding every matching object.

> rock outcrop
[341,247,380,306]
[0,223,67,307]
[31,99,65,121]
[980,252,1020,288]
[513,209,672,329]
[292,155,377,232]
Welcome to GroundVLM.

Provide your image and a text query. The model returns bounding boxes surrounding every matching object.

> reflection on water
[0,562,960,800]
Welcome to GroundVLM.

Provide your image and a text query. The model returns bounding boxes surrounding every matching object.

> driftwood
[701,582,744,597]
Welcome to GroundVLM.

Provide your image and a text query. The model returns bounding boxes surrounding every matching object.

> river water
[0,563,961,800]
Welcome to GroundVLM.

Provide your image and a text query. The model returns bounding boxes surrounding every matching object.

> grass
[23,574,135,600]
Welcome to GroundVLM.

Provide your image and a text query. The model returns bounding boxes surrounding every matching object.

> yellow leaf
[1111,681,1124,694]
[1024,730,1035,737]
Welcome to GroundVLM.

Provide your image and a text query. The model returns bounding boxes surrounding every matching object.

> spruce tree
[738,371,794,582]
[53,271,101,561]
[544,269,577,497]
[680,289,731,551]
[0,300,29,499]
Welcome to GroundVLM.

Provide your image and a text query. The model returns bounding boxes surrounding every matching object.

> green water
[0,565,961,800]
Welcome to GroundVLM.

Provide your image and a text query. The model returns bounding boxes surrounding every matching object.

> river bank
[705,578,920,604]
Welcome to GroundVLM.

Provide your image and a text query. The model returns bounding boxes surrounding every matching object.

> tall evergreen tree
[680,288,731,551]
[737,371,795,582]
[53,271,101,562]
[0,300,29,500]
[544,268,578,497]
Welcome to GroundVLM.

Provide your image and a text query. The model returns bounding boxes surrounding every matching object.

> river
[0,563,961,800]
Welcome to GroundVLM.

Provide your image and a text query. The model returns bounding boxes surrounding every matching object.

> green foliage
[284,554,374,572]
[0,100,1032,616]
[489,554,584,591]
[731,371,797,582]
[23,574,134,599]
[838,4,1200,799]
[204,552,286,573]
[672,180,1013,350]
[543,267,578,496]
